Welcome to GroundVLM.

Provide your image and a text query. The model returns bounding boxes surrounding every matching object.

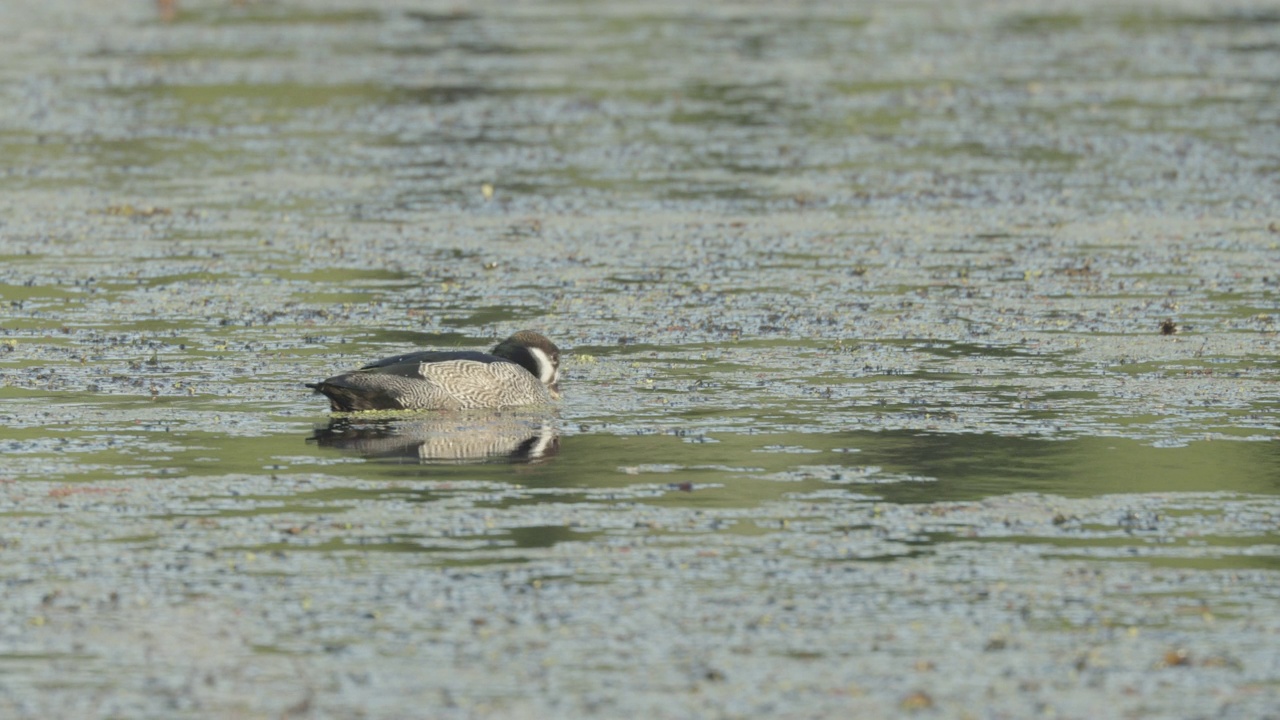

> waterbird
[307,330,561,412]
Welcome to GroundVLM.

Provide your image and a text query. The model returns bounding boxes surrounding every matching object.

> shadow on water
[286,425,1280,563]
[308,413,559,465]
[223,525,598,564]
[857,432,1280,501]
[304,420,1280,502]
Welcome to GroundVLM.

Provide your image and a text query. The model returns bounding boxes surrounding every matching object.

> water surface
[1,0,1278,717]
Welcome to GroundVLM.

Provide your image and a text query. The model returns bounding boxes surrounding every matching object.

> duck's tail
[306,381,390,413]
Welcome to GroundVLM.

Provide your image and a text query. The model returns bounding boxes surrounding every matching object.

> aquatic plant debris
[1,0,1278,717]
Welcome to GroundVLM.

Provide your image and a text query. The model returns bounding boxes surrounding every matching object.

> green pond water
[1,0,1278,717]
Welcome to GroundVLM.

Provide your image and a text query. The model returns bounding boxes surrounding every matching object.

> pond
[1,0,1278,717]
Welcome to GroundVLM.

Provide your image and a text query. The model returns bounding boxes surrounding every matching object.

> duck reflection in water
[309,412,559,465]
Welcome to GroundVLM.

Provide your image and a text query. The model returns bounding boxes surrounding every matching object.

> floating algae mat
[1,0,1278,717]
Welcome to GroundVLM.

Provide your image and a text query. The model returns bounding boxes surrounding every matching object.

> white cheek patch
[528,347,557,384]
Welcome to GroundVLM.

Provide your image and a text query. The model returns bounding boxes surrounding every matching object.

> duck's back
[360,350,496,370]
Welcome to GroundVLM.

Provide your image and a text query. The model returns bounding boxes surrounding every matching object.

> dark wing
[359,350,503,371]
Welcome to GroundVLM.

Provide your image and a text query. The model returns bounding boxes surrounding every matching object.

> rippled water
[2,0,1279,717]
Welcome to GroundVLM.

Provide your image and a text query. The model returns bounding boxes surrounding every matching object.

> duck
[307,330,561,412]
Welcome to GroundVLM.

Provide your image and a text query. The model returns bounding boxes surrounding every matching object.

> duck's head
[492,330,561,397]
